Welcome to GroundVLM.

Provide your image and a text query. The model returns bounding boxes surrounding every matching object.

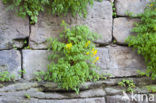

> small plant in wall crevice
[111,2,117,17]
[0,71,15,82]
[118,79,136,92]
[126,0,156,80]
[35,21,100,93]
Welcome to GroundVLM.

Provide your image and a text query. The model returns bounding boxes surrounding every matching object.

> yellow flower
[92,48,95,51]
[66,43,72,49]
[87,40,91,45]
[86,52,90,55]
[150,4,153,7]
[91,48,97,56]
[96,57,99,61]
[93,56,99,63]
[85,40,91,47]
[149,4,153,7]
[92,49,97,56]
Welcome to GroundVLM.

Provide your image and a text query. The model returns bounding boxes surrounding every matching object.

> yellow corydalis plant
[46,21,100,93]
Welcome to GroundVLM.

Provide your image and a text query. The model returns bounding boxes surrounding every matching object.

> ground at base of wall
[0,77,156,103]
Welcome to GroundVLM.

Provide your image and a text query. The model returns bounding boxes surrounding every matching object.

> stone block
[23,50,50,80]
[113,17,139,44]
[115,0,151,16]
[96,46,146,77]
[0,1,29,50]
[0,50,21,80]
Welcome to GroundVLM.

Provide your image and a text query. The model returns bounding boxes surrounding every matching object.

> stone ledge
[0,77,155,103]
[0,97,106,103]
[0,77,155,93]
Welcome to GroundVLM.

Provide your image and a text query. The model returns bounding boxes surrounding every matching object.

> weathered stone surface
[0,97,28,103]
[106,95,132,103]
[0,82,105,99]
[115,0,151,16]
[40,80,115,91]
[105,87,123,95]
[0,79,155,103]
[27,88,106,99]
[30,1,112,49]
[113,18,139,44]
[132,77,156,86]
[95,48,110,70]
[107,94,151,103]
[40,77,155,92]
[135,87,149,94]
[29,13,71,49]
[0,97,106,103]
[0,82,38,92]
[1,91,155,103]
[81,79,117,88]
[0,50,21,80]
[0,83,106,102]
[23,50,50,80]
[96,46,146,77]
[71,88,106,98]
[108,46,146,76]
[75,0,113,44]
[49,98,105,103]
[107,93,153,103]
[82,77,155,89]
[0,1,29,50]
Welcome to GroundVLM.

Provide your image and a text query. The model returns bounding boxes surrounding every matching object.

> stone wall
[0,0,156,103]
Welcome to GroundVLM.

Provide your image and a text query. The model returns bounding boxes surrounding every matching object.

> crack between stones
[97,44,109,48]
[0,49,12,51]
[19,16,31,78]
[116,15,141,19]
[112,14,114,44]
[109,44,130,47]
[28,16,31,48]
[30,96,106,100]
[105,95,108,103]
[115,43,128,46]
[20,50,24,79]
[110,76,145,79]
